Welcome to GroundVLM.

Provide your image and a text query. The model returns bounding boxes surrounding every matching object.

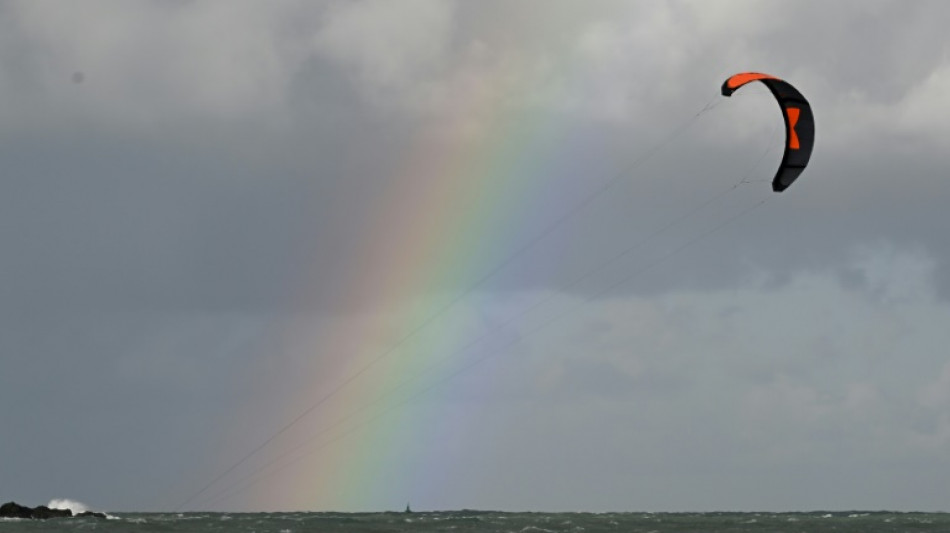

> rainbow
[237,53,622,512]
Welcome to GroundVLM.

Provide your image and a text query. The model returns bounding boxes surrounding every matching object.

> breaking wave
[47,499,90,514]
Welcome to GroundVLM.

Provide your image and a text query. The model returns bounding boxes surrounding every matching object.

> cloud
[897,62,950,141]
[844,243,937,304]
[314,0,455,90]
[919,362,950,409]
[0,1,314,126]
[461,243,950,463]
[3,0,947,136]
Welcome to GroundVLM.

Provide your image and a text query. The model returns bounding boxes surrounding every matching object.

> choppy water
[3,510,950,532]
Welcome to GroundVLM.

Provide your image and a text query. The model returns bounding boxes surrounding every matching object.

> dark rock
[31,505,72,519]
[0,502,33,519]
[1,501,73,519]
[76,510,108,519]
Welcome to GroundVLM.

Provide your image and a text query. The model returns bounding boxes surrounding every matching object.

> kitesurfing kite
[721,72,815,192]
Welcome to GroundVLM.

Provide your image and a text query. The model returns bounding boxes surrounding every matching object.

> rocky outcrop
[0,501,106,520]
[0,502,31,518]
[1,501,71,519]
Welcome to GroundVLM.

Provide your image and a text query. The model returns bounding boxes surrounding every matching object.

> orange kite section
[725,72,779,91]
[786,107,801,149]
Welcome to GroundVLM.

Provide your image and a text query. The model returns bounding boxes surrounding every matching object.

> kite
[721,72,815,192]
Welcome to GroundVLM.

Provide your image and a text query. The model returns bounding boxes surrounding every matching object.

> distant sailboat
[404,502,412,514]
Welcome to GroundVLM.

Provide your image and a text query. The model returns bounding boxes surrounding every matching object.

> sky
[1,0,949,514]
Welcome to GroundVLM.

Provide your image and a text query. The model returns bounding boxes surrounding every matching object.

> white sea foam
[520,526,555,533]
[47,498,89,514]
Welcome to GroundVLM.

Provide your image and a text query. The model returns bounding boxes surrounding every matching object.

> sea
[2,510,950,533]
